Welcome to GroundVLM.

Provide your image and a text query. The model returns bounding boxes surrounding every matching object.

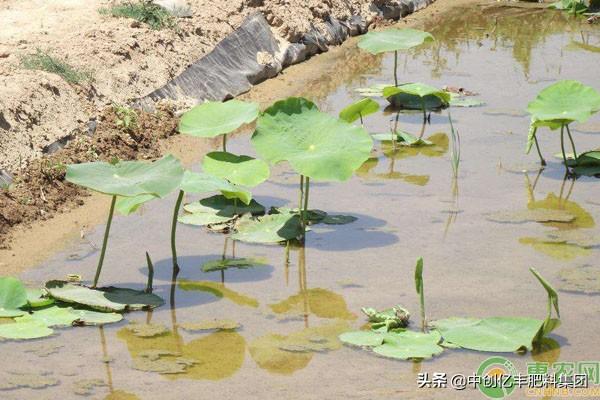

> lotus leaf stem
[93,195,117,288]
[303,177,310,229]
[533,134,546,167]
[298,175,304,212]
[393,50,398,87]
[565,124,578,163]
[145,252,154,293]
[559,124,569,173]
[419,282,425,333]
[222,134,227,152]
[171,190,184,274]
[421,98,427,123]
[359,112,364,126]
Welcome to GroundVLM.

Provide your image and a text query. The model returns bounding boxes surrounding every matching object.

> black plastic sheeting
[137,0,434,109]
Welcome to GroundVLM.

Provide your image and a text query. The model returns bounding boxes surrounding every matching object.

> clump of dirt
[0,103,178,248]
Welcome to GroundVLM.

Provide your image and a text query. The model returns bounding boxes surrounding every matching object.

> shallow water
[3,4,600,399]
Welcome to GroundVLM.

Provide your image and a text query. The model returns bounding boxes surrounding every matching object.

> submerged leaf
[322,215,358,225]
[179,319,240,331]
[202,152,270,187]
[357,28,434,54]
[66,154,184,197]
[431,317,544,352]
[486,209,575,224]
[232,214,304,244]
[202,258,268,273]
[125,323,169,338]
[178,100,259,138]
[252,97,373,181]
[558,265,600,294]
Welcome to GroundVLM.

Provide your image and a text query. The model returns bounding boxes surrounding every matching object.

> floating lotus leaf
[178,195,264,226]
[381,133,449,159]
[26,289,54,308]
[357,28,434,54]
[383,83,451,106]
[72,309,123,325]
[179,319,240,331]
[355,84,389,98]
[339,330,443,360]
[202,257,268,273]
[0,277,27,310]
[133,350,197,374]
[16,306,79,327]
[178,280,259,308]
[45,281,164,312]
[571,151,600,176]
[486,209,575,224]
[0,320,54,340]
[431,317,544,352]
[269,207,327,224]
[202,152,270,187]
[178,100,259,137]
[527,80,600,125]
[252,97,373,181]
[339,98,380,123]
[66,154,184,197]
[519,237,591,260]
[0,371,59,390]
[180,171,252,204]
[542,229,600,248]
[0,309,25,317]
[231,214,304,244]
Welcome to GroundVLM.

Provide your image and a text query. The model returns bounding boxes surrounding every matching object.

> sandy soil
[0,0,393,172]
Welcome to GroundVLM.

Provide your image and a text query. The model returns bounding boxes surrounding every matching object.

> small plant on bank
[113,104,139,132]
[21,49,92,85]
[100,0,177,30]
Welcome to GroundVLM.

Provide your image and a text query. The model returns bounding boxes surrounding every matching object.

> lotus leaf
[448,95,485,108]
[202,152,270,187]
[322,214,358,225]
[431,317,544,352]
[179,195,264,227]
[0,277,27,310]
[16,306,80,327]
[178,100,259,137]
[45,281,164,312]
[115,194,156,215]
[180,171,252,204]
[26,289,54,308]
[373,330,443,360]
[202,258,268,273]
[0,320,54,340]
[355,84,388,98]
[383,84,451,105]
[357,28,434,54]
[72,309,123,325]
[338,331,385,347]
[339,98,380,123]
[66,154,184,197]
[527,80,600,125]
[231,214,304,244]
[252,97,373,181]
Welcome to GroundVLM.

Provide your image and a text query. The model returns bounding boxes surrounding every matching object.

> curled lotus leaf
[26,289,54,308]
[181,172,252,205]
[339,98,380,123]
[0,277,28,310]
[178,100,259,138]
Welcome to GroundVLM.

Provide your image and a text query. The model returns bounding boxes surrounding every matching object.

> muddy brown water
[2,4,600,400]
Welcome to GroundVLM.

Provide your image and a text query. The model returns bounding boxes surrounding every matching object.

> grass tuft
[100,1,177,30]
[21,50,92,85]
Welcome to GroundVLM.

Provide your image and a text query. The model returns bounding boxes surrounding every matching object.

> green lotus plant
[66,155,184,287]
[357,28,434,87]
[251,97,372,231]
[526,80,600,172]
[339,98,379,125]
[383,83,451,121]
[339,259,561,360]
[178,99,260,151]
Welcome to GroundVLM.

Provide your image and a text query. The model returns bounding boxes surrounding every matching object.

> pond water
[3,3,600,399]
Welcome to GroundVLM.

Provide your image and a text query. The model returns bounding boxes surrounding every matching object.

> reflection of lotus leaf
[269,288,356,320]
[117,327,246,380]
[249,321,349,375]
[519,237,591,260]
[105,390,141,400]
[383,133,449,159]
[527,193,595,230]
[355,157,430,185]
[178,280,259,308]
[532,338,561,365]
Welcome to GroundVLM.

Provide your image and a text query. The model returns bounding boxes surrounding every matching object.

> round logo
[477,356,518,399]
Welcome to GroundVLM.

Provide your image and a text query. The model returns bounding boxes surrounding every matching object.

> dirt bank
[0,0,432,173]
